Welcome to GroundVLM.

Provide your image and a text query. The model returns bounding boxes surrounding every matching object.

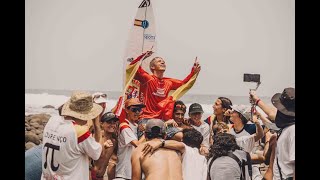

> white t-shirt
[236,134,256,153]
[182,145,207,180]
[41,115,102,180]
[230,123,256,138]
[230,124,262,180]
[273,125,295,180]
[191,122,210,148]
[115,120,138,179]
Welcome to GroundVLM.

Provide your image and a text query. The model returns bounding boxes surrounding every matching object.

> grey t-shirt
[208,150,250,180]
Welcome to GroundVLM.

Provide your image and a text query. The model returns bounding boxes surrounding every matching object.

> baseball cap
[188,103,204,114]
[145,119,165,134]
[230,104,251,122]
[125,98,146,108]
[101,112,119,123]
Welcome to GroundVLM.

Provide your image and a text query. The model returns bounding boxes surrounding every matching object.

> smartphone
[243,73,260,83]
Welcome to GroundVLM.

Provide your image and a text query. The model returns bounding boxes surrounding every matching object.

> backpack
[207,151,252,180]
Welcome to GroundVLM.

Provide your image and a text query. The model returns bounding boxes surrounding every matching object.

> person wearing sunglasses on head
[92,92,108,114]
[114,98,146,180]
[90,112,119,180]
[86,92,108,135]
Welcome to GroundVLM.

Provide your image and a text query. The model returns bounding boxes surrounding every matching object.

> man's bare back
[132,140,183,180]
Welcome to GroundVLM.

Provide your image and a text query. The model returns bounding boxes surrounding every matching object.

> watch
[160,139,165,148]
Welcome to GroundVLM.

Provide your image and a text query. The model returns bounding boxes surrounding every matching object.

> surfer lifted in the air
[129,50,201,138]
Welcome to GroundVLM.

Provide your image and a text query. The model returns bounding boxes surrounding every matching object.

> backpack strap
[241,159,246,180]
[227,152,244,179]
[207,156,218,180]
[276,156,284,180]
[245,152,253,180]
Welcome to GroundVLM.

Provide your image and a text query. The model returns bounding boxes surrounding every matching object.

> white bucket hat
[92,92,107,104]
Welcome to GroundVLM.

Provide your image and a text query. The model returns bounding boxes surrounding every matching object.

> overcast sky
[25,0,294,97]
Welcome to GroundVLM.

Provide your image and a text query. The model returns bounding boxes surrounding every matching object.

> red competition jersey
[135,66,194,119]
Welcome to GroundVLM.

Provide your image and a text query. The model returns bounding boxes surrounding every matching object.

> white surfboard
[122,0,157,87]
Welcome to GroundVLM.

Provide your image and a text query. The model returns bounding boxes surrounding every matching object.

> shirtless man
[91,112,119,180]
[131,119,183,180]
[142,128,208,180]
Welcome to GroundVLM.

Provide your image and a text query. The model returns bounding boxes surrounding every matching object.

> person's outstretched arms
[133,51,154,83]
[170,57,201,89]
[182,57,201,83]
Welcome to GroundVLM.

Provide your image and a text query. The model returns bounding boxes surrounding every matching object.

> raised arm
[257,111,280,131]
[129,51,153,83]
[170,57,201,89]
[92,116,101,143]
[251,114,264,142]
[250,90,277,120]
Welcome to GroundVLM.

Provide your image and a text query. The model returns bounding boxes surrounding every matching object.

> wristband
[255,99,261,105]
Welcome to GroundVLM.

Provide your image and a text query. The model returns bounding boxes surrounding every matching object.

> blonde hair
[149,57,162,73]
[212,122,229,136]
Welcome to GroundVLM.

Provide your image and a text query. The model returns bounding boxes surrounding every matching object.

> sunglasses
[94,94,107,99]
[129,107,143,113]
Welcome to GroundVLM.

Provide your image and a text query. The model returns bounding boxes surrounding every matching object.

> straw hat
[61,91,103,121]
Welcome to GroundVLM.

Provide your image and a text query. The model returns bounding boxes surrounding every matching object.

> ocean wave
[25,93,268,118]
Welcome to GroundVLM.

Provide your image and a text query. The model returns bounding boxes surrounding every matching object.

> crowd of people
[25,53,295,180]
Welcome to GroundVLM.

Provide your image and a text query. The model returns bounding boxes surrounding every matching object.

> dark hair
[238,113,248,124]
[213,97,233,124]
[174,100,187,113]
[145,126,165,139]
[182,128,203,149]
[218,97,233,109]
[208,133,241,159]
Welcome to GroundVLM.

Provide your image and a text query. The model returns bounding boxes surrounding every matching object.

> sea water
[25,89,271,118]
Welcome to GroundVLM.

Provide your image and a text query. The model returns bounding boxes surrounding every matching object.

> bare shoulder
[132,142,146,155]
